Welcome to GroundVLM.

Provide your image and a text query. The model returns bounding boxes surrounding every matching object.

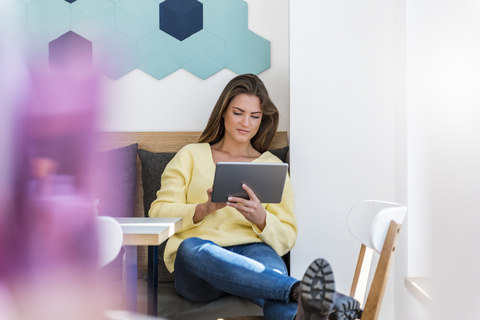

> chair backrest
[348,200,407,320]
[96,216,124,268]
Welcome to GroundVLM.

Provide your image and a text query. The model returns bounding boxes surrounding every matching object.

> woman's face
[223,93,263,145]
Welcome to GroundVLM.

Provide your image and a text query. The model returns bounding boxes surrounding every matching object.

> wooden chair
[224,201,406,320]
[348,200,407,320]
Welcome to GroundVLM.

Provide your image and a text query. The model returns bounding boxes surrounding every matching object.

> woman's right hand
[193,188,226,224]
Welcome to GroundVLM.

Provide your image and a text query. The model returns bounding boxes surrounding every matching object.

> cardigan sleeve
[148,145,206,232]
[252,172,297,256]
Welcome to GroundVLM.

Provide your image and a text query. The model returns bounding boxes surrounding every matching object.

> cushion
[94,143,138,218]
[269,146,289,163]
[137,146,289,283]
[137,149,176,283]
[95,143,138,280]
[137,149,176,217]
[155,282,263,320]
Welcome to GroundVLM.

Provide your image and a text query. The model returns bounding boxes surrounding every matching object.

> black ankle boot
[329,292,363,320]
[297,258,336,320]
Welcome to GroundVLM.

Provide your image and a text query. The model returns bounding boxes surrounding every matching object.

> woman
[149,74,361,320]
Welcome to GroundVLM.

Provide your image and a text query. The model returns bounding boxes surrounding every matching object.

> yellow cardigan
[149,143,297,273]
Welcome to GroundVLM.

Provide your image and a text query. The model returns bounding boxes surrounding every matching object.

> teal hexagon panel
[116,0,159,41]
[93,31,136,80]
[182,30,225,80]
[227,30,271,75]
[9,30,49,63]
[0,0,27,41]
[204,0,247,41]
[3,0,270,79]
[71,0,115,41]
[27,0,71,41]
[138,31,181,79]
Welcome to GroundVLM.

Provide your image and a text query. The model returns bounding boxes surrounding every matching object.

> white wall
[98,0,290,133]
[290,2,396,319]
[291,2,480,320]
[406,1,480,319]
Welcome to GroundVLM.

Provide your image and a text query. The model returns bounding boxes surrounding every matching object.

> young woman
[149,74,361,320]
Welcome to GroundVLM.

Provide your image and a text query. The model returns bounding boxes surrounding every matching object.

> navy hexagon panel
[0,0,271,80]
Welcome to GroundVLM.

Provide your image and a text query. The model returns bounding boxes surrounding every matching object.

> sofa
[96,131,289,320]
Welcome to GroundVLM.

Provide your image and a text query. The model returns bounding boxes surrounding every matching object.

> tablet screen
[211,162,288,203]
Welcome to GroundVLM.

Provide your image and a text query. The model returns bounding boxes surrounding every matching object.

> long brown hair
[198,74,279,153]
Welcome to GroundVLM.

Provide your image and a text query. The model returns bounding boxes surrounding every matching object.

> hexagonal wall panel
[204,0,247,41]
[0,0,27,41]
[27,0,71,41]
[137,31,181,80]
[71,0,115,41]
[49,31,92,71]
[7,31,49,63]
[182,30,225,79]
[93,31,136,80]
[227,30,270,75]
[116,0,159,41]
[5,0,270,80]
[160,0,203,41]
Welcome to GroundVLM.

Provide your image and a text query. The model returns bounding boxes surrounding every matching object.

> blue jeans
[174,237,298,320]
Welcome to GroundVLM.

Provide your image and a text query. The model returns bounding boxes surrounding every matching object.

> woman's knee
[176,237,213,260]
[241,243,288,275]
[177,237,201,258]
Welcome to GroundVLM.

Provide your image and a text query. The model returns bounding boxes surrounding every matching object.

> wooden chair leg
[350,244,373,307]
[361,221,401,320]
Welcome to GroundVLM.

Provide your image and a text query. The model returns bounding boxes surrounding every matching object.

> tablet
[211,162,289,203]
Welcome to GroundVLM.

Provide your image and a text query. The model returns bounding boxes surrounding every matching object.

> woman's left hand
[227,184,266,231]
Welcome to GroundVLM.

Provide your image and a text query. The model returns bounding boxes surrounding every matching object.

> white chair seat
[96,216,123,268]
[348,200,407,253]
[348,200,407,320]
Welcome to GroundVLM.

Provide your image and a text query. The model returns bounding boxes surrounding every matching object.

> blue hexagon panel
[2,0,270,79]
[160,0,203,41]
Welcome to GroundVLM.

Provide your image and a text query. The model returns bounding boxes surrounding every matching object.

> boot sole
[300,258,336,319]
[330,296,362,320]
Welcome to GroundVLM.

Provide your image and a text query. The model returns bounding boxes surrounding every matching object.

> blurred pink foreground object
[0,53,120,319]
